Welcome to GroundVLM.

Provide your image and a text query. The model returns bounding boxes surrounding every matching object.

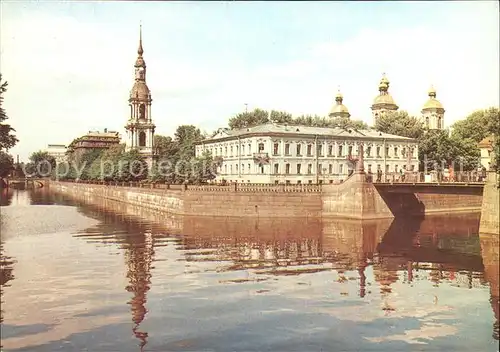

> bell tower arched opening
[139,131,146,147]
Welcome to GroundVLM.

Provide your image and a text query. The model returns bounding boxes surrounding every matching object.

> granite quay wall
[49,175,486,220]
[479,172,500,236]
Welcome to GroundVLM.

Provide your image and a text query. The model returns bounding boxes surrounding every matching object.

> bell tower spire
[138,24,144,56]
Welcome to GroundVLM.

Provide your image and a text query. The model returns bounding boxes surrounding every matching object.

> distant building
[478,135,494,170]
[421,85,445,130]
[67,129,121,161]
[46,144,68,163]
[196,122,419,184]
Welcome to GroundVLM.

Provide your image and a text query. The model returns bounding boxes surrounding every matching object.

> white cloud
[1,4,498,161]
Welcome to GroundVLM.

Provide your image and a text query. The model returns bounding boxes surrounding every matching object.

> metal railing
[370,171,487,184]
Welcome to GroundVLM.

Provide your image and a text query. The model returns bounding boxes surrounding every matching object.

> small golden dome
[330,89,350,117]
[422,86,444,111]
[130,81,150,100]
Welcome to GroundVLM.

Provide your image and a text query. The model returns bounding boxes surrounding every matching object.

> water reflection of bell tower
[125,25,155,167]
[124,231,155,350]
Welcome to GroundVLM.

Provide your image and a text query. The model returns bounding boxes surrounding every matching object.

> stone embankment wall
[49,181,323,218]
[49,175,485,220]
[479,172,500,235]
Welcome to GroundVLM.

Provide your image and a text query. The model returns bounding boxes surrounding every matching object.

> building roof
[478,135,494,149]
[201,123,416,144]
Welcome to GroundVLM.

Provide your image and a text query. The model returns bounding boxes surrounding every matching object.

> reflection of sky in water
[0,189,498,352]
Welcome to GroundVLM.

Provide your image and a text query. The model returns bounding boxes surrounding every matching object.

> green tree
[228,108,270,129]
[0,151,14,178]
[27,151,56,177]
[375,111,424,139]
[0,75,18,151]
[154,135,178,158]
[451,107,499,143]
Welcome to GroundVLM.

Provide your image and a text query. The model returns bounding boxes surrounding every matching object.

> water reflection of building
[124,231,155,351]
[480,233,499,341]
[65,191,492,326]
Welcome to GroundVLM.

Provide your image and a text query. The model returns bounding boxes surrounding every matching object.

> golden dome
[329,89,350,118]
[373,94,397,106]
[422,86,444,111]
[330,103,350,115]
[130,81,150,100]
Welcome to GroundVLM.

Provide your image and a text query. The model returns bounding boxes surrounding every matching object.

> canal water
[0,188,498,351]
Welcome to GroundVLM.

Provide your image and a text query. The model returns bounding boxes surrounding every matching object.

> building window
[258,143,264,152]
[139,104,146,119]
[318,164,322,174]
[368,164,372,173]
[285,164,290,174]
[242,164,244,173]
[139,131,146,147]
[248,143,251,155]
[329,164,333,174]
[394,147,398,157]
[338,145,343,157]
[395,164,398,172]
[317,145,323,157]
[285,143,290,155]
[348,146,353,157]
[248,164,251,173]
[411,165,415,171]
[307,144,312,156]
[308,180,313,184]
[225,147,228,156]
[242,145,245,155]
[297,164,302,174]
[385,147,389,157]
[286,180,291,185]
[220,147,222,155]
[260,166,264,174]
[235,164,238,172]
[376,146,381,157]
[328,145,333,156]
[437,117,442,129]
[339,164,344,174]
[273,143,279,155]
[426,116,429,128]
[366,146,371,157]
[319,180,323,184]
[297,180,301,184]
[236,146,239,155]
[385,164,389,173]
[308,164,312,174]
[230,146,233,156]
[275,180,279,184]
[297,144,302,156]
[274,163,279,174]
[224,165,227,174]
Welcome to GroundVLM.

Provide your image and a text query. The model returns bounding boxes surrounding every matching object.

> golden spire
[138,23,144,56]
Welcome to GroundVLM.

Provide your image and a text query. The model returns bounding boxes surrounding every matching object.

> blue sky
[1,1,499,161]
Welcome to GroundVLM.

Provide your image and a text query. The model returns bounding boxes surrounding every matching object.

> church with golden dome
[328,73,445,130]
[125,25,156,166]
